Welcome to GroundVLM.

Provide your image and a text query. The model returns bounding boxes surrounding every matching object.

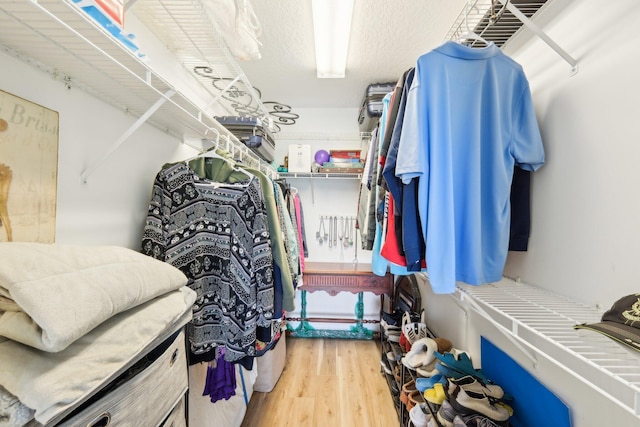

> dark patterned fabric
[142,163,274,363]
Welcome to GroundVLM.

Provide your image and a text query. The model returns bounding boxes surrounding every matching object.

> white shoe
[409,403,432,427]
[452,388,509,422]
[447,375,504,399]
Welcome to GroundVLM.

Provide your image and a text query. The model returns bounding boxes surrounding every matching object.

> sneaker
[410,403,433,427]
[451,388,509,423]
[402,311,429,345]
[436,400,458,427]
[380,360,393,374]
[447,375,504,399]
[381,309,404,327]
[453,413,508,427]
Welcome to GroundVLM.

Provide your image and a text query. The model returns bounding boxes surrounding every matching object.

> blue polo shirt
[395,41,545,294]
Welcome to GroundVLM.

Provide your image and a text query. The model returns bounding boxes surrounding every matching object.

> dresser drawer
[58,330,188,427]
[160,397,186,427]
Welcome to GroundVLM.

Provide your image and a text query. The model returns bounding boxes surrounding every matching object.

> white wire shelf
[0,0,276,181]
[280,172,363,180]
[454,278,640,417]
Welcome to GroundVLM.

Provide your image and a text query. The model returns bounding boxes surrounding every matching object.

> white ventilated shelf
[0,0,275,179]
[456,278,640,417]
[280,172,363,180]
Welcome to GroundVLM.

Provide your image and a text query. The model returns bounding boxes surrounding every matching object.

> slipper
[400,380,417,406]
[424,382,446,405]
[416,374,447,392]
[407,389,422,411]
[401,337,438,369]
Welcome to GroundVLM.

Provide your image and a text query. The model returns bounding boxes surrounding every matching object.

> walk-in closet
[1,1,639,426]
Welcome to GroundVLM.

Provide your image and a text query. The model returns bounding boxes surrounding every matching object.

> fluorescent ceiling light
[311,0,354,78]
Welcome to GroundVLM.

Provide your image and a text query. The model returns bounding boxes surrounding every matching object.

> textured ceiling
[239,0,469,110]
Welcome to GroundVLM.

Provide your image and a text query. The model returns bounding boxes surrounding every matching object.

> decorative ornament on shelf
[192,66,298,131]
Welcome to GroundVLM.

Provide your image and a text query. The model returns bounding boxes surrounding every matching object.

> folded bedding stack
[0,242,196,427]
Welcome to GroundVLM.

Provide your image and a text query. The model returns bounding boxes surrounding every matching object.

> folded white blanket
[0,243,188,352]
[0,287,196,425]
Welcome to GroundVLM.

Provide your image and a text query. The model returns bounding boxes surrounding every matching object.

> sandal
[433,351,492,383]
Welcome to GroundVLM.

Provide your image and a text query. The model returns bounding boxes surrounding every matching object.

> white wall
[277,107,380,331]
[420,1,640,425]
[0,50,197,248]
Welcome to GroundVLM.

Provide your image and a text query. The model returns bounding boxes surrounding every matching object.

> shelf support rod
[499,0,578,74]
[81,90,175,183]
[208,75,242,109]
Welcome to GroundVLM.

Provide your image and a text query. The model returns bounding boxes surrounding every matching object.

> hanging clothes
[141,159,275,364]
[243,165,296,313]
[395,41,545,293]
[273,182,302,286]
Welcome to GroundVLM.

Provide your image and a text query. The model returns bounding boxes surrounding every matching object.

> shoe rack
[379,274,424,425]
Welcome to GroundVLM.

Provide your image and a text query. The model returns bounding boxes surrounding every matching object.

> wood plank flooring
[241,336,399,427]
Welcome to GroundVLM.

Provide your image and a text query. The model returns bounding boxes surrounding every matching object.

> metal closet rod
[199,129,279,180]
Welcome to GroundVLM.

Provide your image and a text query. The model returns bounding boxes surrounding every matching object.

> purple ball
[314,150,330,165]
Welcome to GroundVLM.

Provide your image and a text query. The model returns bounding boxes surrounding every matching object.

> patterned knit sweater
[142,162,275,363]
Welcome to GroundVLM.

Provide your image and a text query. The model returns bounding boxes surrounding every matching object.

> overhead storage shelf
[0,0,275,181]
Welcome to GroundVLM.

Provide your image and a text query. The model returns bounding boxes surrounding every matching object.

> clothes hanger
[185,129,253,182]
[456,0,489,47]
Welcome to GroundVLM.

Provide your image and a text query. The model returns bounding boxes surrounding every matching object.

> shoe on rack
[407,389,422,412]
[379,360,393,376]
[401,337,438,369]
[401,380,417,407]
[416,359,439,377]
[387,332,401,343]
[410,403,433,427]
[452,413,509,427]
[435,362,467,380]
[447,375,504,399]
[436,399,459,427]
[381,308,404,327]
[416,374,447,392]
[402,310,429,346]
[434,351,492,384]
[434,337,453,353]
[424,382,447,405]
[451,388,510,423]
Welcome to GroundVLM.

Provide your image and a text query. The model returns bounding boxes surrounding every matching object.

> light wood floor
[241,336,399,427]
